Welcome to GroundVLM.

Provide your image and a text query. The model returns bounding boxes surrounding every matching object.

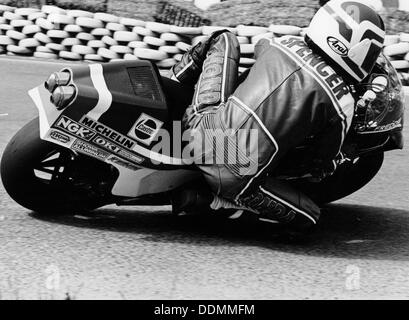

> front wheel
[294,153,384,205]
[1,118,116,214]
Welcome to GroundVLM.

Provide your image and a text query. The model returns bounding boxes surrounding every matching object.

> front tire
[295,153,384,205]
[1,118,115,214]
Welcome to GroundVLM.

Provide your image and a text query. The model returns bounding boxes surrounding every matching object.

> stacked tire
[0,5,312,74]
[234,24,303,73]
[383,34,409,85]
[0,4,408,84]
[0,5,201,70]
[0,6,41,57]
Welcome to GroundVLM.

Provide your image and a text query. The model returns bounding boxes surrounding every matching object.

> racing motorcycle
[0,53,405,215]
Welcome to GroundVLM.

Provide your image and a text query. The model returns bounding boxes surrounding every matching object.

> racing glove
[306,152,352,183]
[171,29,231,84]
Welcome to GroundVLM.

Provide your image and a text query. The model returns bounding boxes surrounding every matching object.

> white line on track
[0,56,83,65]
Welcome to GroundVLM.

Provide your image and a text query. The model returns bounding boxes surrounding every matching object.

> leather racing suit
[171,31,355,231]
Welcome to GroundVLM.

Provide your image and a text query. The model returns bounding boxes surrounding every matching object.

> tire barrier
[0,4,408,84]
[154,1,211,28]
[383,34,409,85]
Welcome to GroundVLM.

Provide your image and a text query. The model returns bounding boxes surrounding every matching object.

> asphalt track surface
[0,57,408,300]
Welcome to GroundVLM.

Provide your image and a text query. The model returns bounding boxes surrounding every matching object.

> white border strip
[221,32,230,103]
[86,64,113,121]
[131,143,185,165]
[176,60,193,78]
[28,87,49,138]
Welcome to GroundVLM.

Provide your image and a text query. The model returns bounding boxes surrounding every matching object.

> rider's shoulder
[272,36,353,99]
[254,35,354,109]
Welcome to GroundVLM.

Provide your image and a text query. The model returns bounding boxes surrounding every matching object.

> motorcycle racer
[170,0,386,233]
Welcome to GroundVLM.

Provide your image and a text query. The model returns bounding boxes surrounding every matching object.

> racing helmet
[306,0,385,82]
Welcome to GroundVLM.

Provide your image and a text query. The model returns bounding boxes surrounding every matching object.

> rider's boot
[171,184,214,215]
[237,177,321,234]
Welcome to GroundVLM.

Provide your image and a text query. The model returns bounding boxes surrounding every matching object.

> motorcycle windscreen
[356,82,405,134]
[355,54,405,135]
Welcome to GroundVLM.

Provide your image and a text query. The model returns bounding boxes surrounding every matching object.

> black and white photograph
[0,0,408,305]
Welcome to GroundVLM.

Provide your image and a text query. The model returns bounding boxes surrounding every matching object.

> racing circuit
[0,56,409,299]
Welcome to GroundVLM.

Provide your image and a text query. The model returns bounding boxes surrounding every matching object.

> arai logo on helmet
[327,37,349,57]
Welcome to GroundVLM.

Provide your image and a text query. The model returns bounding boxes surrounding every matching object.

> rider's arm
[307,114,354,181]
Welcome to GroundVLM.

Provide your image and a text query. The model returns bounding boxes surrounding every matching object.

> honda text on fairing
[0,57,404,216]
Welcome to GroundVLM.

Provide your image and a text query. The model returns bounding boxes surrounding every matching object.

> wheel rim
[33,149,76,185]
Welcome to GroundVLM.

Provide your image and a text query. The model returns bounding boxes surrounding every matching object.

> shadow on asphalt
[30,203,409,261]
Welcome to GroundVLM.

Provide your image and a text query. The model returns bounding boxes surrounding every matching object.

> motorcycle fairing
[111,165,200,198]
[47,60,189,167]
[29,61,198,198]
